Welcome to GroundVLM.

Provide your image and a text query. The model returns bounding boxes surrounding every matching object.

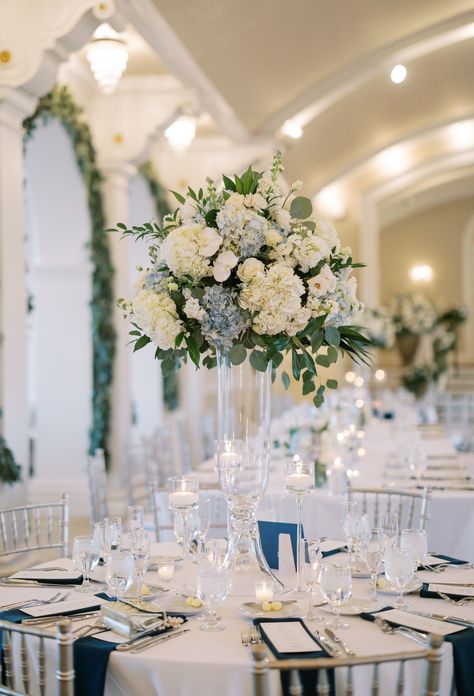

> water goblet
[320,563,352,629]
[104,516,123,553]
[379,512,399,552]
[384,549,414,609]
[130,529,150,598]
[72,535,100,593]
[364,528,384,609]
[197,566,228,632]
[285,456,314,593]
[302,538,323,622]
[400,528,428,577]
[127,505,145,535]
[104,551,135,602]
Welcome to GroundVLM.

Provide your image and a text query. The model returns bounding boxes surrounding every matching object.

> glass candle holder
[157,558,175,584]
[285,457,314,593]
[168,476,199,594]
[255,579,274,603]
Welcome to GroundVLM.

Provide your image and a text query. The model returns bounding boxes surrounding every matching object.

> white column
[358,196,380,306]
[0,88,36,499]
[101,162,137,481]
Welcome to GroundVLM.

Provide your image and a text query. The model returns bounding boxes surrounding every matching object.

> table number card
[260,621,320,653]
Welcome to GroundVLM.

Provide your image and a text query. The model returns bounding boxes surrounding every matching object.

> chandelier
[86,24,128,94]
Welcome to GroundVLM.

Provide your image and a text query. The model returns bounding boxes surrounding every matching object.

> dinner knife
[313,630,340,657]
[404,610,474,628]
[116,625,185,651]
[130,628,190,653]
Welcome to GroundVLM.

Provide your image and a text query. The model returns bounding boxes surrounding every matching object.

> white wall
[25,120,92,509]
[128,174,164,440]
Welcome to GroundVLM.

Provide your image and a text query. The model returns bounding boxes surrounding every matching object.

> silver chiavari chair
[251,634,443,696]
[124,443,149,507]
[347,486,432,531]
[0,619,74,696]
[85,448,108,524]
[0,494,69,558]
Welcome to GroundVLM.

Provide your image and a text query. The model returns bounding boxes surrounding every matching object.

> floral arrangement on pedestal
[358,306,395,349]
[388,293,436,366]
[402,305,467,398]
[115,152,371,405]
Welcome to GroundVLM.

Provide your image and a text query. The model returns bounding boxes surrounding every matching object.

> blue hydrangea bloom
[200,286,250,347]
[143,267,168,291]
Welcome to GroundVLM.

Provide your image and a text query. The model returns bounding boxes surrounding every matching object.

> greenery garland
[23,85,115,465]
[139,161,179,411]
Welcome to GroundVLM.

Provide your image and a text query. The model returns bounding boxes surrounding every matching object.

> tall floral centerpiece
[389,293,436,365]
[115,152,370,591]
[359,306,395,349]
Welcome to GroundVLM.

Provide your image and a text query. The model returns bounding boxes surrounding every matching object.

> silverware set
[0,591,71,612]
[421,562,474,573]
[241,627,262,646]
[374,616,428,646]
[438,592,474,606]
[21,610,101,627]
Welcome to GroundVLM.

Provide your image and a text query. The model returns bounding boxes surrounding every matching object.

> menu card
[22,594,105,617]
[260,621,320,653]
[373,609,465,636]
[428,583,474,598]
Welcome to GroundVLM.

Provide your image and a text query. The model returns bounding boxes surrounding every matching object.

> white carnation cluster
[389,293,436,335]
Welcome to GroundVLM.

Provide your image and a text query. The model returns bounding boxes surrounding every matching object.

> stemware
[127,505,145,535]
[379,512,399,552]
[198,538,226,568]
[72,535,100,593]
[93,521,106,558]
[104,516,123,553]
[384,549,414,609]
[400,529,428,577]
[285,456,314,593]
[130,529,150,598]
[197,566,228,632]
[320,563,352,629]
[169,476,199,594]
[302,538,323,622]
[104,551,135,602]
[342,513,370,567]
[197,497,211,544]
[364,528,384,609]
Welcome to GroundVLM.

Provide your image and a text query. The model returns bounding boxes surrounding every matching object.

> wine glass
[285,456,315,593]
[400,529,428,577]
[302,538,323,622]
[127,506,144,535]
[72,535,100,593]
[320,563,352,629]
[379,512,399,552]
[130,529,150,598]
[364,528,384,609]
[384,549,414,609]
[197,566,228,632]
[104,551,135,602]
[104,516,123,553]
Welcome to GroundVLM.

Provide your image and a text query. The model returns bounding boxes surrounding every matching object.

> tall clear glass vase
[215,345,283,595]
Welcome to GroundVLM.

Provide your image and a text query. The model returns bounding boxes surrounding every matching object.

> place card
[428,583,474,598]
[373,609,465,636]
[22,594,105,617]
[260,620,320,653]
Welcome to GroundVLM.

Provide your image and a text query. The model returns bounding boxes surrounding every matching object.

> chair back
[251,634,443,696]
[0,494,69,558]
[348,486,431,531]
[0,619,74,696]
[123,444,149,507]
[86,449,108,524]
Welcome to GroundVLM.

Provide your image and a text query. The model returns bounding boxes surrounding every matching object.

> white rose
[197,226,223,257]
[244,193,266,210]
[307,264,337,297]
[212,250,239,282]
[293,235,330,272]
[237,257,265,282]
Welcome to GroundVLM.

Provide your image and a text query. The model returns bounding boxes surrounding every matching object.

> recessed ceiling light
[315,185,346,219]
[377,145,410,175]
[281,119,303,139]
[164,115,197,153]
[410,264,432,282]
[390,64,407,84]
[446,121,474,149]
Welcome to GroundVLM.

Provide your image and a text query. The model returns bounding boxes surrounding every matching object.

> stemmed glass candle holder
[285,456,314,593]
[130,529,150,599]
[365,528,384,609]
[168,476,199,594]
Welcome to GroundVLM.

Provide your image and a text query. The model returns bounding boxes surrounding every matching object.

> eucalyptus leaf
[229,344,247,365]
[326,379,338,389]
[290,196,312,220]
[281,371,291,391]
[249,349,268,372]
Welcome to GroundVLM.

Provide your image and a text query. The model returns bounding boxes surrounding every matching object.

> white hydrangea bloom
[307,264,338,298]
[159,224,222,280]
[237,257,265,282]
[184,297,206,321]
[178,198,204,225]
[132,289,182,350]
[291,233,331,272]
[311,276,362,326]
[212,250,239,282]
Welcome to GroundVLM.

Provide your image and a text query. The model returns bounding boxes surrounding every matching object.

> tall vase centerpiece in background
[388,293,436,367]
[116,152,371,595]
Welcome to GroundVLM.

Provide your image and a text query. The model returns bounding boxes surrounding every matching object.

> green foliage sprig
[23,85,115,465]
[0,436,21,485]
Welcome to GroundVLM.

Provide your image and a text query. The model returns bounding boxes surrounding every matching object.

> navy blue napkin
[361,606,474,696]
[258,521,303,570]
[11,573,83,585]
[253,617,334,696]
[423,554,469,567]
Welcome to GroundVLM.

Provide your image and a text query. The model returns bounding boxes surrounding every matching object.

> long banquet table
[1,548,469,696]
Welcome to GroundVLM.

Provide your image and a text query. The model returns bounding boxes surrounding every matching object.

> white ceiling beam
[116,0,249,142]
[260,10,474,135]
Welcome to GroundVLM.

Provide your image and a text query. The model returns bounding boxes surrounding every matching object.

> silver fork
[374,617,428,646]
[73,619,108,639]
[241,630,250,646]
[438,591,474,606]
[0,590,65,612]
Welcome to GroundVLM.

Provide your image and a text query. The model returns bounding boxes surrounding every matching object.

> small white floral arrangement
[358,306,395,348]
[115,153,371,405]
[389,293,436,336]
